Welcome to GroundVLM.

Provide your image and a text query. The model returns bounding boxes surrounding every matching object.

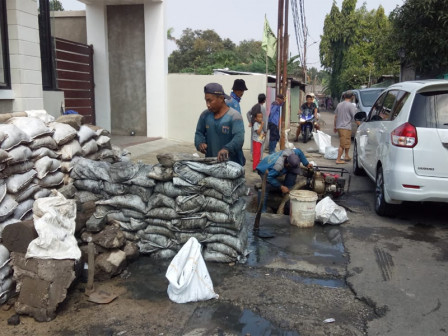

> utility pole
[276,0,284,96]
[279,0,289,150]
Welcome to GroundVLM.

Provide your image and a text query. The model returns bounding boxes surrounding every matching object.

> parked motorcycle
[300,112,315,143]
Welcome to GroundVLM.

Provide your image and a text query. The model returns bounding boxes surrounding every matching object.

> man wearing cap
[226,79,248,114]
[195,83,246,166]
[334,90,358,164]
[267,94,285,154]
[256,148,312,212]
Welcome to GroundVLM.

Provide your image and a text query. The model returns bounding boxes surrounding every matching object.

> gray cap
[286,154,301,174]
[204,83,231,100]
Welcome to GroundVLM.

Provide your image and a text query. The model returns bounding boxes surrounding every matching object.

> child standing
[252,111,266,171]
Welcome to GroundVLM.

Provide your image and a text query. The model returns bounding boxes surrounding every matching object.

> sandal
[344,157,352,162]
[335,160,346,164]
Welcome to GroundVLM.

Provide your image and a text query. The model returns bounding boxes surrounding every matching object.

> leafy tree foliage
[390,0,448,76]
[320,0,399,98]
[49,0,64,11]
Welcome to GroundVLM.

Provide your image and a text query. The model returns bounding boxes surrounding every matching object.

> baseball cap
[204,83,231,100]
[286,154,302,174]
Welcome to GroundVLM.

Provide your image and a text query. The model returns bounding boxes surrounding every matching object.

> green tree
[49,0,64,11]
[390,0,448,76]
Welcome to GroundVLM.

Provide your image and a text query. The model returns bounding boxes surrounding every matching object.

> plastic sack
[315,196,348,225]
[26,192,81,260]
[166,237,219,304]
[324,146,339,160]
[312,130,332,155]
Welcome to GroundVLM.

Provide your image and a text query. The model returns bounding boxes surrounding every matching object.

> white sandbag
[0,124,31,150]
[96,135,111,149]
[6,170,37,193]
[0,181,6,203]
[35,157,61,179]
[315,196,348,225]
[26,192,81,260]
[81,138,98,156]
[35,171,64,188]
[58,139,82,160]
[28,135,58,150]
[324,146,339,160]
[13,199,34,220]
[7,116,52,139]
[184,161,245,179]
[25,109,55,123]
[202,184,248,204]
[0,194,18,221]
[166,237,219,303]
[49,122,77,145]
[77,125,97,145]
[31,147,61,160]
[7,145,32,164]
[312,130,332,155]
[0,264,11,281]
[0,149,11,164]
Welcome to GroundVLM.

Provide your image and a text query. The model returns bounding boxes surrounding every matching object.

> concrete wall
[107,4,146,136]
[167,74,267,150]
[51,10,87,44]
[3,0,44,113]
[43,90,64,119]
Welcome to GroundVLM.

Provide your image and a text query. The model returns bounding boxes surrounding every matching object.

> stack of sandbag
[73,155,249,264]
[0,244,13,304]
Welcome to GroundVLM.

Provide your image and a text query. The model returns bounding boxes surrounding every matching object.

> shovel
[85,241,118,304]
[253,171,275,238]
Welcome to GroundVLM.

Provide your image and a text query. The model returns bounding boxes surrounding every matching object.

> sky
[60,0,405,69]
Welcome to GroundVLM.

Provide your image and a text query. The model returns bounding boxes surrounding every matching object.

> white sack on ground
[26,192,81,260]
[166,237,219,304]
[312,130,332,155]
[315,196,348,225]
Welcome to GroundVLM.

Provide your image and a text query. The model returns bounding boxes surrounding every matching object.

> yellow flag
[262,15,277,59]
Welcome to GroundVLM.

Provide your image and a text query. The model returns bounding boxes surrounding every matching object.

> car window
[378,90,398,121]
[359,89,384,107]
[409,91,448,129]
[369,92,387,121]
[390,91,410,121]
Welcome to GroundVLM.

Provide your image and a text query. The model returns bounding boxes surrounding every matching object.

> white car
[353,80,448,216]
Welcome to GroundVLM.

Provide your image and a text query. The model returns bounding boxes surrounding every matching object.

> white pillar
[85,4,111,131]
[144,0,167,138]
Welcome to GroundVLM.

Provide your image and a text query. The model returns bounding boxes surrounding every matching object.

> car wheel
[353,142,365,176]
[375,166,394,216]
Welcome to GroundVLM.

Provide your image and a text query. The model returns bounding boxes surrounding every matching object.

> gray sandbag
[207,214,245,231]
[202,197,230,214]
[13,199,34,220]
[75,191,102,204]
[0,124,31,150]
[7,117,52,139]
[49,121,77,145]
[147,193,176,210]
[146,207,180,220]
[156,153,218,168]
[206,242,239,259]
[86,213,107,232]
[122,208,146,220]
[15,184,41,203]
[55,114,84,130]
[81,138,98,156]
[96,135,111,149]
[198,176,245,197]
[185,161,245,179]
[202,184,248,204]
[0,161,34,178]
[31,147,61,160]
[109,161,139,183]
[74,179,104,195]
[203,228,248,254]
[93,205,117,219]
[122,164,156,188]
[96,194,147,214]
[203,249,235,263]
[77,125,97,145]
[58,139,82,160]
[0,149,11,164]
[0,130,7,144]
[136,233,174,249]
[33,188,51,200]
[172,215,208,230]
[35,157,61,179]
[0,194,18,221]
[102,181,129,196]
[147,164,173,181]
[143,225,175,239]
[145,218,176,230]
[0,180,6,203]
[172,177,202,194]
[34,171,64,188]
[205,226,240,237]
[173,162,206,185]
[6,170,37,193]
[7,145,32,164]
[149,248,178,260]
[71,158,111,182]
[117,218,147,232]
[28,135,59,150]
[154,181,190,198]
[106,212,131,223]
[128,185,153,203]
[174,232,208,245]
[174,194,206,215]
[205,198,246,224]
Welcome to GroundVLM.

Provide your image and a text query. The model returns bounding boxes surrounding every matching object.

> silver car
[353,80,448,216]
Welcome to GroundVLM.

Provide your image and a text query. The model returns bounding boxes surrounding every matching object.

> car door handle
[442,142,448,149]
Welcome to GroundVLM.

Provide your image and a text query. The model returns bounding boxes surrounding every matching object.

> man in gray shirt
[333,91,358,164]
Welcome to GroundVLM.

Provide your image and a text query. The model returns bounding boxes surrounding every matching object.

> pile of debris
[72,154,249,264]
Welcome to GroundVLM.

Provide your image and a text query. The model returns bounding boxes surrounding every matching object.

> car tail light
[391,122,418,148]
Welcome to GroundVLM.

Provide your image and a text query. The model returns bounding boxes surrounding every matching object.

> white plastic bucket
[289,190,318,228]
